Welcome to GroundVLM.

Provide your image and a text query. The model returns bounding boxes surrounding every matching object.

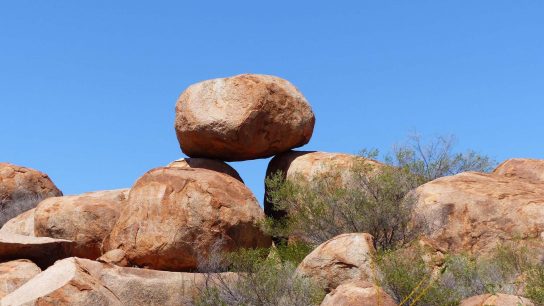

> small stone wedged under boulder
[105,167,271,271]
[493,158,544,182]
[1,257,237,306]
[0,209,35,237]
[168,158,243,182]
[460,293,534,306]
[174,74,315,161]
[0,260,41,299]
[34,189,128,259]
[0,233,74,269]
[320,281,397,306]
[265,151,382,218]
[0,163,62,227]
[413,171,544,256]
[297,233,376,293]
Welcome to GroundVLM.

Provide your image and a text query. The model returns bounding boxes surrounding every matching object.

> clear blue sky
[1,1,543,204]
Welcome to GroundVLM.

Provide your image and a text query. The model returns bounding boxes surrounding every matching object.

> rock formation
[105,167,271,271]
[460,293,534,306]
[34,189,128,259]
[0,260,41,299]
[493,158,544,182]
[320,281,397,306]
[0,233,74,269]
[413,172,544,256]
[0,208,35,236]
[0,163,62,226]
[1,257,237,306]
[297,233,376,292]
[174,74,315,161]
[168,158,243,182]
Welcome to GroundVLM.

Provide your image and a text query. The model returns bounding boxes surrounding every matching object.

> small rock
[0,260,41,298]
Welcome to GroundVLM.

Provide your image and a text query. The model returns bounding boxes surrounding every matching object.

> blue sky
[1,1,543,203]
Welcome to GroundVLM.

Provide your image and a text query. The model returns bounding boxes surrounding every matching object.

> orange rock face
[413,172,544,256]
[0,163,62,226]
[320,281,398,306]
[105,167,271,271]
[296,233,376,292]
[0,260,41,298]
[0,233,74,269]
[168,158,243,182]
[0,208,35,236]
[493,158,544,182]
[174,74,315,161]
[265,151,382,218]
[34,189,128,259]
[460,293,534,306]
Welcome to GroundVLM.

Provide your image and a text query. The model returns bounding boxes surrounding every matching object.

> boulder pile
[1,74,543,305]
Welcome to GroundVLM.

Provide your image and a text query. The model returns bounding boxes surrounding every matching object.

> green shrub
[194,245,323,306]
[526,265,544,305]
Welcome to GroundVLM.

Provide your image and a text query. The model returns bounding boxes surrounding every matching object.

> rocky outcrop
[413,172,544,256]
[320,281,397,306]
[297,233,376,292]
[174,74,315,161]
[0,209,35,236]
[493,158,544,182]
[460,293,534,306]
[168,158,243,182]
[0,260,41,298]
[0,163,62,226]
[0,233,74,269]
[34,189,128,259]
[265,151,382,217]
[1,257,237,306]
[105,167,271,271]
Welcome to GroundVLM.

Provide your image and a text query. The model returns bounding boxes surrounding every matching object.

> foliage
[265,158,422,250]
[377,244,542,305]
[388,134,496,182]
[194,244,322,306]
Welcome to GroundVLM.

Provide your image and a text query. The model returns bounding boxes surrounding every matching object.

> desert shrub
[264,135,495,251]
[526,265,544,305]
[378,244,542,305]
[194,244,323,306]
[265,157,422,250]
[388,134,495,182]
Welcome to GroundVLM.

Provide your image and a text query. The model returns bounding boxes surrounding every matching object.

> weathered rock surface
[320,281,397,306]
[297,233,376,292]
[1,257,237,306]
[105,167,271,271]
[0,163,62,226]
[0,233,74,269]
[265,151,382,217]
[460,293,534,306]
[34,189,128,259]
[493,158,544,182]
[0,260,41,299]
[0,209,35,236]
[175,74,315,161]
[168,158,243,182]
[413,172,544,256]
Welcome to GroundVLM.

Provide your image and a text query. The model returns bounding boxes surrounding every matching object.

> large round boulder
[413,171,544,256]
[167,158,243,182]
[105,167,271,271]
[174,74,315,161]
[0,163,62,226]
[296,233,376,293]
[34,189,128,259]
[493,158,544,182]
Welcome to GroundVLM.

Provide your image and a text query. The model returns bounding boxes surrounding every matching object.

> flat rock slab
[1,257,237,306]
[0,233,74,269]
